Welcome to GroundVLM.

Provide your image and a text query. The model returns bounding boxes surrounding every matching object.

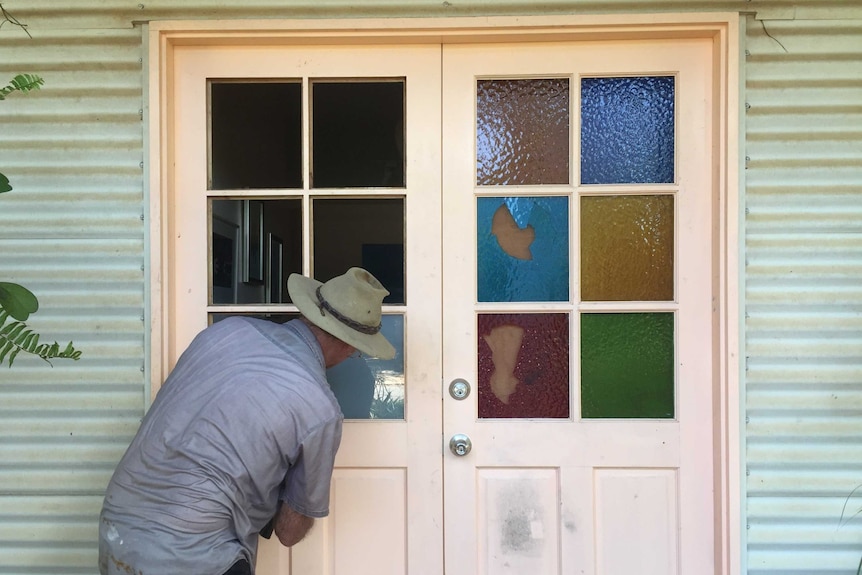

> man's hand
[274,502,314,548]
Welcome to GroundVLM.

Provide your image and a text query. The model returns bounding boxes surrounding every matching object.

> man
[98,267,396,575]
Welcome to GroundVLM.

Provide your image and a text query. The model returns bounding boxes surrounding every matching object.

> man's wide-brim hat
[288,267,396,360]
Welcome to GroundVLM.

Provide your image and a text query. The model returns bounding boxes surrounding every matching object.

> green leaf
[0,282,39,321]
[0,172,10,194]
[0,73,44,100]
[0,310,82,367]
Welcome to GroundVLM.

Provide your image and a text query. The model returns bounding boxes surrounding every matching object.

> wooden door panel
[442,39,715,575]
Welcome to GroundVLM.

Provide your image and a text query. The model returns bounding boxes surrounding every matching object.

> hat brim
[288,274,396,360]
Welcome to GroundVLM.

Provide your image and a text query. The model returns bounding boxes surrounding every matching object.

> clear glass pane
[477,78,570,186]
[209,81,302,190]
[209,313,405,420]
[581,195,674,301]
[329,315,405,419]
[210,199,302,305]
[580,313,674,419]
[312,198,404,304]
[478,313,570,419]
[311,80,405,188]
[580,76,675,184]
[477,196,569,302]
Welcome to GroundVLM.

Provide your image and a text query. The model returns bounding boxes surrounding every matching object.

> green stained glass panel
[581,313,674,419]
[581,195,674,302]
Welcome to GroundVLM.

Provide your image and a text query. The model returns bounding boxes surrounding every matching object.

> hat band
[315,286,382,336]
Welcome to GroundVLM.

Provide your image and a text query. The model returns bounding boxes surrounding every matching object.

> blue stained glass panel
[580,76,675,185]
[477,196,569,302]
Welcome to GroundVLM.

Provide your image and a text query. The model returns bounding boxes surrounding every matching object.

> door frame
[147,13,742,574]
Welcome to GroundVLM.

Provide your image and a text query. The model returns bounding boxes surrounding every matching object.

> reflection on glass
[581,76,675,184]
[312,80,404,188]
[313,198,404,304]
[210,199,302,305]
[477,196,569,302]
[581,195,674,301]
[580,313,674,419]
[210,314,405,420]
[476,78,570,186]
[209,81,302,190]
[327,315,405,419]
[478,313,569,419]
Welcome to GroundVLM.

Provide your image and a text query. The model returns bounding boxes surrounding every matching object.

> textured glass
[581,195,674,301]
[477,196,569,302]
[477,79,569,186]
[210,198,302,305]
[313,198,404,304]
[581,313,674,419]
[580,76,675,184]
[209,82,302,190]
[478,313,569,419]
[312,81,404,188]
[328,315,405,419]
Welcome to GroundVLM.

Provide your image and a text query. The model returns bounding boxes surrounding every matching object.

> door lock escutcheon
[449,378,471,400]
[449,434,472,457]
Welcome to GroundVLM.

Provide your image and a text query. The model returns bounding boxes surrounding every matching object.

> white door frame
[147,13,742,574]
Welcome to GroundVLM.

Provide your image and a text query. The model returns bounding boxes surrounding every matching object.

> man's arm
[274,502,314,548]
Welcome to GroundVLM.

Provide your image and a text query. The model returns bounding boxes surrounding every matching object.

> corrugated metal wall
[744,15,862,575]
[0,2,860,574]
[0,20,147,575]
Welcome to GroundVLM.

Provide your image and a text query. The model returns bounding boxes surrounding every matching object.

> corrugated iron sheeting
[0,26,145,575]
[744,16,862,575]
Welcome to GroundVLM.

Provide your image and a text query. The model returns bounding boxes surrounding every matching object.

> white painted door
[168,35,716,575]
[441,39,715,575]
[169,43,444,575]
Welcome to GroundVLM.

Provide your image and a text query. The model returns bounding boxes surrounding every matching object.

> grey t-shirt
[99,317,343,574]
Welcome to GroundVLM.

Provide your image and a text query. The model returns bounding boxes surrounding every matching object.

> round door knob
[449,379,470,400]
[449,434,472,456]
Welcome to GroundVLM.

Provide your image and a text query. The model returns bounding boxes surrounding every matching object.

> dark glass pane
[477,196,569,302]
[312,198,404,304]
[210,199,302,305]
[580,76,675,184]
[478,313,569,419]
[311,80,404,188]
[580,313,674,419]
[476,78,570,186]
[209,313,405,420]
[581,195,674,301]
[210,82,302,189]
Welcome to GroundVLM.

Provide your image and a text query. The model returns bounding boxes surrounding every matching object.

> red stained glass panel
[477,313,570,419]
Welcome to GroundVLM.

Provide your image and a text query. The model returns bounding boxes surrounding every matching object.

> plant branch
[0,3,32,38]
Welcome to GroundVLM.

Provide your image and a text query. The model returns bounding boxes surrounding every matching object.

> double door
[169,36,715,575]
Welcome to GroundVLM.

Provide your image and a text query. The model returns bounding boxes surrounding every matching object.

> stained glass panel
[477,196,569,302]
[580,76,675,184]
[478,313,569,419]
[477,79,570,186]
[581,195,674,301]
[580,313,674,419]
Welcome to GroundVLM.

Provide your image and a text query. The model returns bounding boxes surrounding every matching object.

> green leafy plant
[0,74,81,366]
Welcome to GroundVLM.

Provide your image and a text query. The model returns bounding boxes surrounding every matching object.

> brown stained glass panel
[581,195,674,301]
[476,79,570,186]
[478,313,569,419]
